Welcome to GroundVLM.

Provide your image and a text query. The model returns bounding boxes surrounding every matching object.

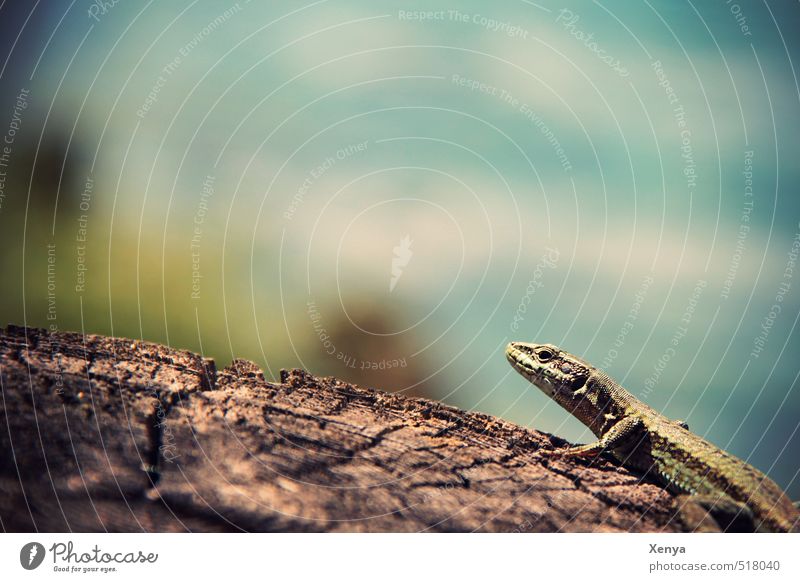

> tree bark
[0,325,681,532]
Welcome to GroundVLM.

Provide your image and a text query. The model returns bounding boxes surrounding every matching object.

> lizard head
[505,342,593,401]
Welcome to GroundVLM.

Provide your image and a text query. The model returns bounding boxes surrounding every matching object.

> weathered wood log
[0,325,681,532]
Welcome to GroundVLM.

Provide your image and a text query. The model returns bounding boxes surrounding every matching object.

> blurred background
[1,1,799,497]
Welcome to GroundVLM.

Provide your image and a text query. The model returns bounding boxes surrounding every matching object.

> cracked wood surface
[0,325,682,532]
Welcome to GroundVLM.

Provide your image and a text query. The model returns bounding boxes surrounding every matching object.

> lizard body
[506,341,800,532]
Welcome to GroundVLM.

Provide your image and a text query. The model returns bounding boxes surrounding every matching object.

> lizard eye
[536,348,554,362]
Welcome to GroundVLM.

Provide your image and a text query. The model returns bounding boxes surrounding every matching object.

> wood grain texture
[0,325,681,532]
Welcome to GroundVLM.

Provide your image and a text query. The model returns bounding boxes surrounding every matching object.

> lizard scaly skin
[506,341,800,532]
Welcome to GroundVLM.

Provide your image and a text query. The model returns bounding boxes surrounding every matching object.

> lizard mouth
[506,344,562,397]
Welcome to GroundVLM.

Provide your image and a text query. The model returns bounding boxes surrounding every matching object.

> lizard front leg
[543,416,643,458]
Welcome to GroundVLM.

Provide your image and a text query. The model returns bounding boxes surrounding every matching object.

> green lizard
[506,341,800,532]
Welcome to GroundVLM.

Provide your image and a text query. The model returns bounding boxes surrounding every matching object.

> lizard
[505,341,800,533]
